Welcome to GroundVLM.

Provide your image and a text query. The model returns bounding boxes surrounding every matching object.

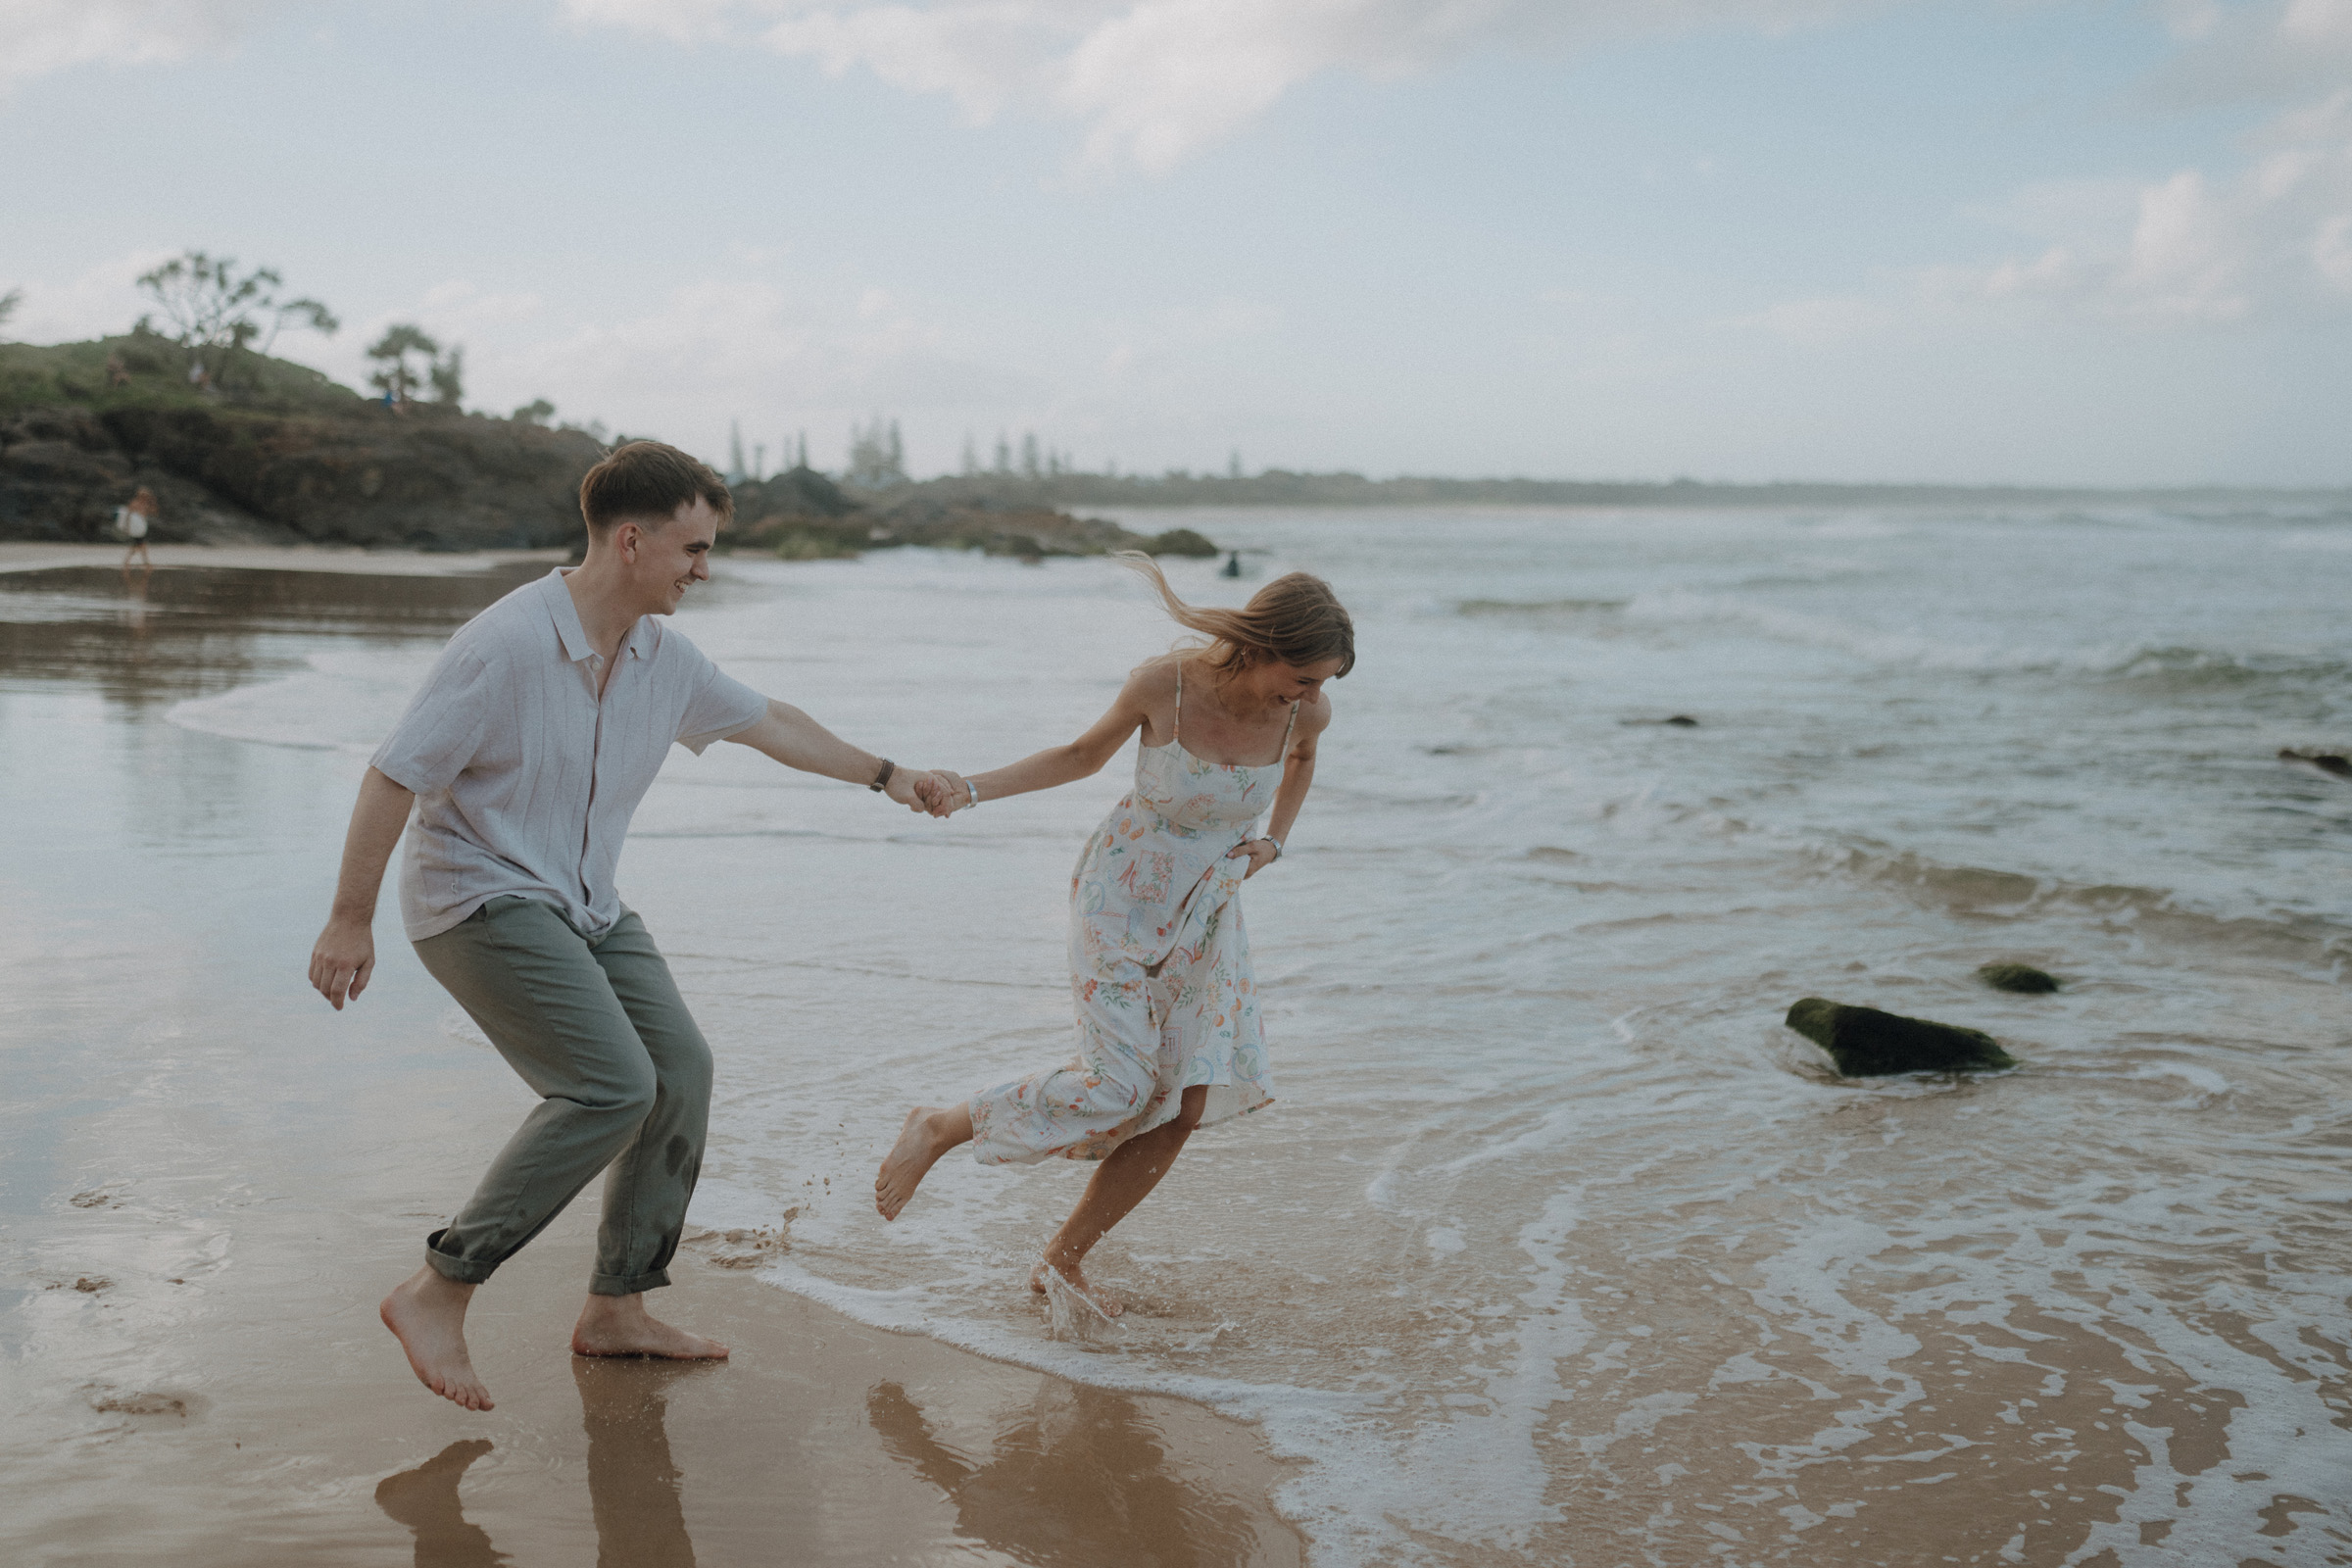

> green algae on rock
[1785,998,2018,1076]
[1977,962,2062,994]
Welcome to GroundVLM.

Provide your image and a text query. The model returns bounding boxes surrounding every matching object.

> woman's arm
[949,665,1162,808]
[1229,695,1332,878]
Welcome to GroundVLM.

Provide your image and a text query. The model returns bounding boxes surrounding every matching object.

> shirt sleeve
[369,643,493,795]
[673,638,769,756]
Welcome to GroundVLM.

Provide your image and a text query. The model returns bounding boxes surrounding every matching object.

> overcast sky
[4,0,2349,484]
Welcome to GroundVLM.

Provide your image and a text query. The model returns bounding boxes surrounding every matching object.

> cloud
[2142,0,2352,108]
[564,0,1871,173]
[0,0,285,87]
[1941,6,2352,326]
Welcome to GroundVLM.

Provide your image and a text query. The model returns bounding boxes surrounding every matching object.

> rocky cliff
[0,335,1214,560]
[0,337,606,549]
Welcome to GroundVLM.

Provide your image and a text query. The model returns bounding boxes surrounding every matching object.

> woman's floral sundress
[968,666,1297,1164]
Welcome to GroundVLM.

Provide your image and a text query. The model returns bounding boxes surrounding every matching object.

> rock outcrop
[1,337,604,549]
[1784,998,2018,1076]
[2,337,1217,559]
[726,472,1218,563]
[1976,962,2061,994]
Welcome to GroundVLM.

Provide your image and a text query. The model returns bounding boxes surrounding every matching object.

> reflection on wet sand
[373,1361,709,1568]
[868,1380,1272,1568]
[374,1439,510,1568]
[0,564,541,705]
[575,1358,700,1568]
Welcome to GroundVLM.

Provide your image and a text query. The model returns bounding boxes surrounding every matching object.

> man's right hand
[310,916,376,1010]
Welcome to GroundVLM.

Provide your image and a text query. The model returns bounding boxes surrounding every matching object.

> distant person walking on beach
[119,486,156,568]
[874,560,1351,1315]
[308,441,955,1411]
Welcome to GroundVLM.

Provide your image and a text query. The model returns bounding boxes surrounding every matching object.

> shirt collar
[542,568,652,664]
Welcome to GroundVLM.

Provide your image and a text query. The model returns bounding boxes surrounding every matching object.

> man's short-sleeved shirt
[371,568,766,941]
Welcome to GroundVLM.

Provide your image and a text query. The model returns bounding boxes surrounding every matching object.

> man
[309,440,948,1410]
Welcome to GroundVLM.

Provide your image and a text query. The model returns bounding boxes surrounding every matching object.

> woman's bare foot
[874,1103,972,1220]
[1031,1256,1124,1317]
[571,1292,730,1359]
[380,1266,494,1410]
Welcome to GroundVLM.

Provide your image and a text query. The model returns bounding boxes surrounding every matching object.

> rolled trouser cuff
[589,1266,671,1297]
[424,1227,500,1286]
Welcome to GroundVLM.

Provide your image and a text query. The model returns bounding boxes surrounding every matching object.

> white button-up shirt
[371,569,767,941]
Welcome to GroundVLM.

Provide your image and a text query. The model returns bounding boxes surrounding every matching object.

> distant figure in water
[119,486,157,569]
[875,557,1353,1316]
[1222,550,1244,578]
[307,441,957,1411]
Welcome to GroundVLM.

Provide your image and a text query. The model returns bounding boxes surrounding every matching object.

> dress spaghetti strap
[1173,663,1183,745]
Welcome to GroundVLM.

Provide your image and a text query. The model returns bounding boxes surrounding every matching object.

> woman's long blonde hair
[1117,552,1355,684]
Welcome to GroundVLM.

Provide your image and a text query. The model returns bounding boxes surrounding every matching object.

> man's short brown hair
[578,441,734,535]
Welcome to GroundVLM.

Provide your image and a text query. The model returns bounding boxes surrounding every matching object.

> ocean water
[162,505,2352,1564]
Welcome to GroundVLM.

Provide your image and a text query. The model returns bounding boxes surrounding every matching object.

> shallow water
[35,503,2352,1564]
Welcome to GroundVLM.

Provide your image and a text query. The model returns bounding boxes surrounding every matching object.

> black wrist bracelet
[869,759,895,793]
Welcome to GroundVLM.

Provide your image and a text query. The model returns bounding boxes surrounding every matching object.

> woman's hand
[1227,838,1280,878]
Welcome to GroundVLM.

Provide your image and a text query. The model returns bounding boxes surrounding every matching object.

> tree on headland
[135,252,338,368]
[512,398,555,425]
[0,288,22,341]
[428,345,465,407]
[367,323,463,410]
[367,324,435,404]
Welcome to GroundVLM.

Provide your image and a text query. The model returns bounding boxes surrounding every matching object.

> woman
[874,556,1354,1314]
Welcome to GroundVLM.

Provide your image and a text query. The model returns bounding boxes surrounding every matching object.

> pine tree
[1021,432,1041,479]
[729,420,747,483]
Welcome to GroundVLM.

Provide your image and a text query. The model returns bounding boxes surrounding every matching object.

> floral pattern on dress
[967,689,1294,1165]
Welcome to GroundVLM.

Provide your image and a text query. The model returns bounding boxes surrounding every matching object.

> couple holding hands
[308,440,1352,1409]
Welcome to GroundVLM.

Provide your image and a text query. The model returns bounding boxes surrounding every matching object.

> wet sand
[0,554,1303,1567]
[0,543,571,576]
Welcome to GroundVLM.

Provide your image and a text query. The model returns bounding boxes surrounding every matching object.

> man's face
[619,498,719,615]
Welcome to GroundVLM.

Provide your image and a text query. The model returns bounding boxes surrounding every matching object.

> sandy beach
[8,513,2349,1565]
[0,548,1303,1567]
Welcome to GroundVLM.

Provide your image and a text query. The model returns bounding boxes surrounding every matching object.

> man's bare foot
[380,1266,494,1410]
[1030,1256,1123,1317]
[571,1292,730,1359]
[874,1103,971,1220]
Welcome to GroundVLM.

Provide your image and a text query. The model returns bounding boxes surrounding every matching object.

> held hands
[1227,837,1280,878]
[309,916,375,1009]
[888,767,971,817]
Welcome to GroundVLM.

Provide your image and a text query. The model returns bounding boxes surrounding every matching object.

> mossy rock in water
[1977,962,2061,994]
[1785,998,2017,1076]
[1147,526,1218,558]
